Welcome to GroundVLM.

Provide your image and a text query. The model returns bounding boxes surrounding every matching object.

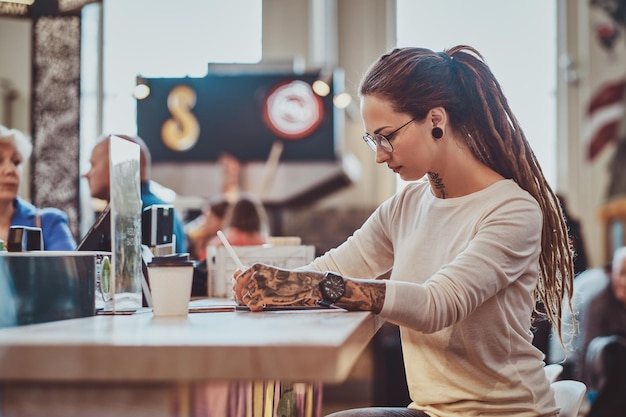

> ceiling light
[133,76,150,100]
[333,92,352,109]
[133,84,150,100]
[312,79,330,97]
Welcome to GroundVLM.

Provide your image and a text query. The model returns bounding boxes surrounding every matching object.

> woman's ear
[430,107,446,128]
[430,107,447,140]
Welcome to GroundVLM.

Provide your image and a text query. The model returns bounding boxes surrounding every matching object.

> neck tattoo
[428,172,447,199]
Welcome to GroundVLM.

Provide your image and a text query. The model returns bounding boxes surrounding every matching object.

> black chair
[583,334,626,417]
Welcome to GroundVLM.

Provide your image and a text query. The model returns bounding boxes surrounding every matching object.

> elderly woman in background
[0,125,76,250]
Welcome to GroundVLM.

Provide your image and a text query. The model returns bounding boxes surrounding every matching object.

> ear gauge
[432,127,444,139]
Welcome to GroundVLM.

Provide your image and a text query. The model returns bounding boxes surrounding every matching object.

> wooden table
[0,305,383,417]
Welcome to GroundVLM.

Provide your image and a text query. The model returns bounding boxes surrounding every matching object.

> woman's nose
[0,161,17,175]
[375,146,390,164]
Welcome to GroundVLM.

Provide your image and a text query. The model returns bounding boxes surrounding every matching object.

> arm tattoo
[251,265,321,306]
[246,264,386,313]
[336,279,386,314]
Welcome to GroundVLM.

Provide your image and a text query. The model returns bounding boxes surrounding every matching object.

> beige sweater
[307,179,558,417]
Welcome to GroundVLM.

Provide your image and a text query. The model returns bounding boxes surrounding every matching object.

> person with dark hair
[0,125,75,250]
[185,198,230,261]
[84,134,187,253]
[184,199,230,298]
[211,194,269,247]
[557,193,589,275]
[579,247,626,416]
[233,46,575,416]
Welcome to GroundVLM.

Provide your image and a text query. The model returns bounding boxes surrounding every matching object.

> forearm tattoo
[336,279,386,314]
[246,265,321,308]
[241,264,386,313]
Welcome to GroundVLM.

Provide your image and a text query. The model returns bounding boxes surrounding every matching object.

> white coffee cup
[148,256,195,317]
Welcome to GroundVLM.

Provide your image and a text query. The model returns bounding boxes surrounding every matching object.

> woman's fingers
[232,266,262,305]
[232,268,250,304]
[238,285,263,312]
[231,264,280,311]
[241,288,253,304]
[247,302,264,312]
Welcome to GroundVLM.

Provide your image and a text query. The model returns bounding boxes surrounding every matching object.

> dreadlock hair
[359,45,575,346]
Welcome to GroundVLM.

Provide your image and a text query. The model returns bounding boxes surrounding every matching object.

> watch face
[320,273,345,303]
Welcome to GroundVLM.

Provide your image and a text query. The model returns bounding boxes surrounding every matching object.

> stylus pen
[217,230,246,271]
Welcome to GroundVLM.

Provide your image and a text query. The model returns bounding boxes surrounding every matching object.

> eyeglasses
[362,118,415,153]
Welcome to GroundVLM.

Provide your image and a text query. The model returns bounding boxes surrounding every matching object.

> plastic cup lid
[148,253,195,267]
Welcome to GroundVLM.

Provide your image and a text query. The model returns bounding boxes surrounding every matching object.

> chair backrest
[544,363,564,383]
[551,380,587,417]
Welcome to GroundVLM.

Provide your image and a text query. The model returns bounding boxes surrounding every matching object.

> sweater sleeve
[40,209,77,251]
[381,193,542,333]
[305,194,398,278]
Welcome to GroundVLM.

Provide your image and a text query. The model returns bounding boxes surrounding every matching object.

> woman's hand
[232,263,324,312]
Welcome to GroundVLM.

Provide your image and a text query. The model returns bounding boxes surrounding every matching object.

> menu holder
[109,136,143,312]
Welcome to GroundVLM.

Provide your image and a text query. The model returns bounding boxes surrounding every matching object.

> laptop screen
[76,204,111,252]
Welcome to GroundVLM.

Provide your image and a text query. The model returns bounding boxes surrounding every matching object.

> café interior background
[0,0,623,267]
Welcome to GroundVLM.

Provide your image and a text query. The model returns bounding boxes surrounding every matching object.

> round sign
[263,80,324,140]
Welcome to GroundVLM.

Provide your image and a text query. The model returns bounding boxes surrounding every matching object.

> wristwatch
[318,272,346,305]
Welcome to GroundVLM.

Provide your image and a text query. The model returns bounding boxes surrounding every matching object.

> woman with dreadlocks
[233,46,574,416]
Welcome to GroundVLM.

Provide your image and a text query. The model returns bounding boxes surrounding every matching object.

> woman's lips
[0,183,18,190]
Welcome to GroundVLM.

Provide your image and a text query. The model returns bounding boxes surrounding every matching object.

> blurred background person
[186,199,230,298]
[83,134,187,253]
[185,152,248,261]
[0,125,75,250]
[579,246,626,416]
[557,193,589,276]
[185,198,230,261]
[210,193,269,247]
